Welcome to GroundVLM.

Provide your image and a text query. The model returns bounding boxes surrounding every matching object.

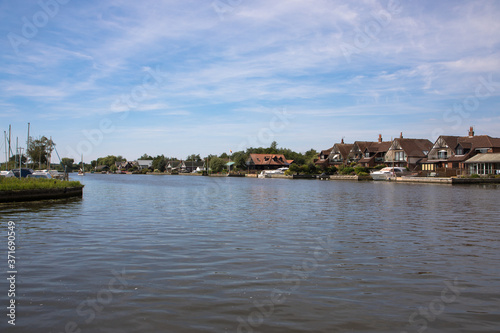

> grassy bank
[0,178,83,191]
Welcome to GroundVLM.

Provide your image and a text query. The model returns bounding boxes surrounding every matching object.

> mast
[27,122,30,169]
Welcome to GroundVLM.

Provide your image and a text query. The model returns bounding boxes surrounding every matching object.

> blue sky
[1,0,500,162]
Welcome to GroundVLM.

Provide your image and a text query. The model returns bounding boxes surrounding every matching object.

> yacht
[371,167,409,180]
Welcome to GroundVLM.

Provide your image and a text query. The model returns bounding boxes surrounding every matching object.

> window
[438,150,447,159]
[394,151,406,161]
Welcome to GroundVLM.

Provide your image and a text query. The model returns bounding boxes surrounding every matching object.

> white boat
[28,170,53,179]
[0,170,15,178]
[370,167,410,180]
[257,167,289,178]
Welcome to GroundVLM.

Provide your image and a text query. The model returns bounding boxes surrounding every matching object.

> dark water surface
[1,174,500,332]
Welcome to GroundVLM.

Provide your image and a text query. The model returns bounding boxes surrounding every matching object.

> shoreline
[0,186,84,203]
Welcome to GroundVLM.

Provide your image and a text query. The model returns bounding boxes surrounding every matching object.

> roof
[393,138,433,157]
[247,154,290,166]
[464,153,500,163]
[333,143,354,158]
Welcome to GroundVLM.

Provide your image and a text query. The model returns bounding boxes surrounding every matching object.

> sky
[1,0,500,162]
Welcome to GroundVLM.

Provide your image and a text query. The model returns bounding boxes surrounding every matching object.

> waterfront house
[136,160,153,170]
[96,165,109,172]
[349,135,392,167]
[384,134,432,171]
[115,161,136,171]
[314,146,334,168]
[185,161,205,173]
[246,154,290,170]
[464,153,500,175]
[421,127,500,176]
[326,139,354,166]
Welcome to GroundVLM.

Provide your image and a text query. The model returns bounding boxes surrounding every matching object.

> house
[167,160,184,172]
[349,135,392,167]
[136,160,153,170]
[96,165,109,172]
[246,154,290,170]
[115,161,136,171]
[185,161,205,173]
[384,133,432,171]
[421,127,500,176]
[326,139,354,166]
[464,153,500,175]
[314,146,334,168]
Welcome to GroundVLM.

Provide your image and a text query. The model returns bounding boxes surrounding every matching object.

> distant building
[246,154,291,170]
[349,134,392,167]
[464,153,500,175]
[136,160,153,170]
[384,133,432,171]
[421,127,500,176]
[326,139,354,166]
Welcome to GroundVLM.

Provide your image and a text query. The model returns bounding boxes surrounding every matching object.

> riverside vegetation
[0,178,83,191]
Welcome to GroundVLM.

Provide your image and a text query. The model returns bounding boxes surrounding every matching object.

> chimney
[400,132,403,139]
[341,138,344,144]
[378,134,382,143]
[468,126,474,137]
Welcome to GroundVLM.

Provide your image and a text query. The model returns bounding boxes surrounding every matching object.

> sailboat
[77,155,85,176]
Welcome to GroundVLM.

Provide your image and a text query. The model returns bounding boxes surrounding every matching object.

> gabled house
[115,161,136,171]
[314,146,334,168]
[384,134,432,171]
[421,127,500,176]
[246,154,290,170]
[327,139,354,166]
[184,161,205,173]
[349,135,392,167]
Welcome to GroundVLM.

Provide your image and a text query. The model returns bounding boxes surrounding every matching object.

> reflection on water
[1,174,499,332]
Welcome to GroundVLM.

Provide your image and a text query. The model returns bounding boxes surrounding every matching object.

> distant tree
[96,155,119,167]
[219,152,229,159]
[61,158,74,172]
[27,136,55,168]
[110,165,118,173]
[266,141,278,154]
[9,154,27,166]
[91,160,97,169]
[232,151,248,169]
[152,155,167,172]
[186,154,201,161]
[138,154,153,160]
[209,156,225,173]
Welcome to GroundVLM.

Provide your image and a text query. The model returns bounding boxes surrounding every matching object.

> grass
[0,177,83,191]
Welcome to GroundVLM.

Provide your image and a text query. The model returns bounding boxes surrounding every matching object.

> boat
[0,170,15,178]
[257,167,289,178]
[371,167,410,180]
[27,170,52,179]
[77,155,85,176]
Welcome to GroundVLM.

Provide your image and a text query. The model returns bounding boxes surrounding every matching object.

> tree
[61,158,74,172]
[219,152,229,159]
[209,156,225,173]
[138,154,153,160]
[96,155,119,167]
[152,155,167,172]
[186,154,201,161]
[9,154,27,166]
[27,136,55,168]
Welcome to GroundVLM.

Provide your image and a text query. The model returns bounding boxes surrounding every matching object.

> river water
[1,174,499,332]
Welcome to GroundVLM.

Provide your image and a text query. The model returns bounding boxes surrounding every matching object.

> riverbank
[0,178,84,202]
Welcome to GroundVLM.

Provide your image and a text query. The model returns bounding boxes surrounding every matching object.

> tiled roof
[248,154,290,166]
[395,138,433,157]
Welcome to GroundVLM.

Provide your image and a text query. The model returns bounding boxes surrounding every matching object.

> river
[1,174,499,332]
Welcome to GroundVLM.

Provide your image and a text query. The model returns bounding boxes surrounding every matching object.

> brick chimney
[378,134,382,143]
[341,137,344,144]
[400,132,403,139]
[468,126,474,137]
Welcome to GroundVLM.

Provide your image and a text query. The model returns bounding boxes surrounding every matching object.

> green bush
[357,172,370,177]
[340,166,355,175]
[374,164,386,170]
[470,174,480,178]
[354,166,369,175]
[327,166,338,174]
